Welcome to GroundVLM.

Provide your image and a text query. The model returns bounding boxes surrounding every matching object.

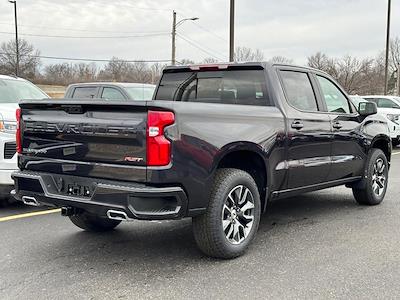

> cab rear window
[72,87,98,98]
[155,70,272,106]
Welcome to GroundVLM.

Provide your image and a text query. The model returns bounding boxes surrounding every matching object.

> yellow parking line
[0,209,61,222]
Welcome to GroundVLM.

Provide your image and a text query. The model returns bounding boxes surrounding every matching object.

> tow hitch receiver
[61,207,78,217]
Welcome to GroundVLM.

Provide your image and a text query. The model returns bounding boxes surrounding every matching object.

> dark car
[64,82,156,101]
[12,63,391,259]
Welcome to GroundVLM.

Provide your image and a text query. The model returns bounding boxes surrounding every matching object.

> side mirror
[359,102,377,117]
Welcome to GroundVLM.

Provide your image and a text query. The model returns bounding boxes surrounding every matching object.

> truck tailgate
[19,100,148,182]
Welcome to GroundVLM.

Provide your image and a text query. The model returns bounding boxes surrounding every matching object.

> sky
[0,0,399,67]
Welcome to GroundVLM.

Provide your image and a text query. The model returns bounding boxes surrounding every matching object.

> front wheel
[353,149,389,206]
[193,168,261,259]
[69,211,121,232]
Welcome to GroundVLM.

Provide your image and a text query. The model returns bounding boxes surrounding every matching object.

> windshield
[0,79,48,103]
[125,86,155,101]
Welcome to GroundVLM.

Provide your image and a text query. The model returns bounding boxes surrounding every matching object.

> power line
[0,52,174,63]
[0,22,168,34]
[0,31,169,39]
[177,33,225,61]
[177,11,228,42]
[191,23,228,42]
[117,4,172,12]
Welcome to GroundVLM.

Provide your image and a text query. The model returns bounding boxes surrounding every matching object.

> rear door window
[280,71,318,112]
[155,70,272,106]
[72,87,98,98]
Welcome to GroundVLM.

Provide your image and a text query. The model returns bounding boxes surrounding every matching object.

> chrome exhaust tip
[106,210,133,222]
[22,196,41,207]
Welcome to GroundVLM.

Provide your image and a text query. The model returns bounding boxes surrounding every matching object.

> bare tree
[150,63,166,84]
[202,57,219,64]
[179,59,195,65]
[128,61,152,83]
[307,52,330,70]
[0,39,41,80]
[269,56,294,64]
[74,63,98,83]
[234,47,264,62]
[98,57,131,82]
[42,63,76,85]
[389,37,400,72]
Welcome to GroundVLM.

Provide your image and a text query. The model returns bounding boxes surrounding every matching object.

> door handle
[333,122,343,130]
[291,121,304,130]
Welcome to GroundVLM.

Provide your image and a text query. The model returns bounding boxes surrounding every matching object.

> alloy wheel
[221,185,255,245]
[372,158,386,197]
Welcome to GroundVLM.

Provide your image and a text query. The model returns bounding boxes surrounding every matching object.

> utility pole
[229,0,235,62]
[384,0,391,95]
[9,0,19,76]
[171,10,177,66]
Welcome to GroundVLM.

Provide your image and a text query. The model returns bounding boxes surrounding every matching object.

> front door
[279,69,332,189]
[314,75,365,181]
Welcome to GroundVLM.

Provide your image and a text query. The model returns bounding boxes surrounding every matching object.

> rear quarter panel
[147,100,286,211]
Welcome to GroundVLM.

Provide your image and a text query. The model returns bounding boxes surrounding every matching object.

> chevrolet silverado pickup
[12,63,391,258]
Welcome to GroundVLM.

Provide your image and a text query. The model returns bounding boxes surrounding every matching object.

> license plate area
[51,175,95,198]
[66,183,91,197]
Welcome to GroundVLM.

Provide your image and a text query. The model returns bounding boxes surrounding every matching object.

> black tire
[69,211,121,232]
[392,139,399,147]
[192,168,261,259]
[353,149,389,206]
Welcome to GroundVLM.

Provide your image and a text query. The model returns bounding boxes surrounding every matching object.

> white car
[362,96,400,146]
[0,75,48,201]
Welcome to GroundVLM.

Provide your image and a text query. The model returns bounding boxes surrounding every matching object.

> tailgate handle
[62,105,83,114]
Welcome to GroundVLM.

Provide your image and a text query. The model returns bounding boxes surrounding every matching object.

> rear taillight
[147,110,175,166]
[16,108,22,154]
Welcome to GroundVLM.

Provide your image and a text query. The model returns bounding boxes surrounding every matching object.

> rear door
[278,68,332,189]
[314,74,365,180]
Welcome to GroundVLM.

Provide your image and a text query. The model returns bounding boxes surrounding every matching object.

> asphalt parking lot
[1,150,400,300]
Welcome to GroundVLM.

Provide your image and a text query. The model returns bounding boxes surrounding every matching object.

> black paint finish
[14,63,391,219]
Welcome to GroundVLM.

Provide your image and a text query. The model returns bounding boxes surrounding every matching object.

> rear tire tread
[69,211,121,232]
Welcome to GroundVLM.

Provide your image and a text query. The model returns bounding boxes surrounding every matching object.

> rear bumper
[0,169,15,186]
[12,171,188,221]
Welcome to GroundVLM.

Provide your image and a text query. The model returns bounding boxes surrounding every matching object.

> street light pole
[384,0,391,95]
[229,0,235,62]
[171,11,199,66]
[9,0,19,77]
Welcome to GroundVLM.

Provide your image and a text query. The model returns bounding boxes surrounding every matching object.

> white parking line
[393,152,400,156]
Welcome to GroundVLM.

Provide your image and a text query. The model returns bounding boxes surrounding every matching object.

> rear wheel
[69,211,121,232]
[193,168,261,259]
[392,139,399,147]
[353,149,388,206]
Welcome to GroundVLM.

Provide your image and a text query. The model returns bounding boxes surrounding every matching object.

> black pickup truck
[12,63,391,258]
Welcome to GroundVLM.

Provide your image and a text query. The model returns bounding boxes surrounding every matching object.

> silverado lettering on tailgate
[24,122,140,136]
